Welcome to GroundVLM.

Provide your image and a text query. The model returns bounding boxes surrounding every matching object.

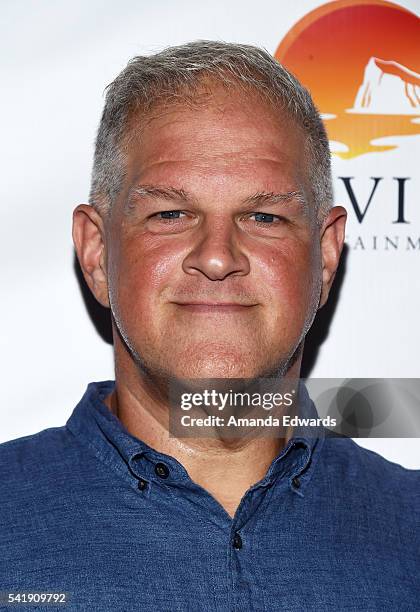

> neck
[104,340,302,518]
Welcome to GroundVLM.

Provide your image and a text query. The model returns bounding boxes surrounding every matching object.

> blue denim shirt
[0,380,419,611]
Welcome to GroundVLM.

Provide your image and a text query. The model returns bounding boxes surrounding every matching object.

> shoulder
[0,426,73,455]
[0,426,81,485]
[0,426,103,533]
[320,436,420,498]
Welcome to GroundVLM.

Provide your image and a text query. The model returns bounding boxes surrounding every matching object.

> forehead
[123,87,308,192]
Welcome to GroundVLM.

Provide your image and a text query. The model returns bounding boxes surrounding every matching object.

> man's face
[105,88,323,379]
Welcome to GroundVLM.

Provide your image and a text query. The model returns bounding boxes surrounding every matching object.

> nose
[182,217,250,281]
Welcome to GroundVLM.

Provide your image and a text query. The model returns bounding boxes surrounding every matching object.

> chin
[162,342,270,380]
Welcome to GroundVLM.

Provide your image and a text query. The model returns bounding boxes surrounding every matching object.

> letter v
[338,177,382,223]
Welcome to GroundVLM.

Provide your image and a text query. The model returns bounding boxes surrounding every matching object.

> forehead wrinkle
[139,151,299,166]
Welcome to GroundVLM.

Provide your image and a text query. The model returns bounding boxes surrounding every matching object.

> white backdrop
[1,0,419,467]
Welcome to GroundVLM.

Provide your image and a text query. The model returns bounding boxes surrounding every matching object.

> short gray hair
[89,40,332,223]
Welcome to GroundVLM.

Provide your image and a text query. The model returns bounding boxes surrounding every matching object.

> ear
[72,204,110,308]
[318,206,347,309]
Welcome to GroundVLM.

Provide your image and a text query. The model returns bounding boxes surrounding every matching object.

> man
[0,41,418,611]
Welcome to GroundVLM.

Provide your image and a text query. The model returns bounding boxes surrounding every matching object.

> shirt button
[137,478,148,491]
[292,476,301,489]
[233,533,242,550]
[155,462,170,479]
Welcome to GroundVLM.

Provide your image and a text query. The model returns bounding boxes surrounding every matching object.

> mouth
[172,302,258,313]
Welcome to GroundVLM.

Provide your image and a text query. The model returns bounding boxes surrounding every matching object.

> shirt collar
[66,379,325,494]
[264,380,326,495]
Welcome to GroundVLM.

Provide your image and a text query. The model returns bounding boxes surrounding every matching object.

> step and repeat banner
[1,0,419,465]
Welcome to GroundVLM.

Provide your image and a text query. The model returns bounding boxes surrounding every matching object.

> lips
[173,302,257,313]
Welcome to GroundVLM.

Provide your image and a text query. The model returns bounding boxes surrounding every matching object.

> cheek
[109,235,183,312]
[255,238,319,311]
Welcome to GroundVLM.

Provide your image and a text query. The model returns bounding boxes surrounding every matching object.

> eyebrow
[126,184,307,213]
[241,190,307,213]
[127,185,190,208]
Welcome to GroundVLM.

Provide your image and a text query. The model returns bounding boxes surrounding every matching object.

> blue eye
[158,211,185,219]
[252,213,277,223]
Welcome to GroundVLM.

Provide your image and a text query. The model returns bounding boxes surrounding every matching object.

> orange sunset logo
[275,0,420,159]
